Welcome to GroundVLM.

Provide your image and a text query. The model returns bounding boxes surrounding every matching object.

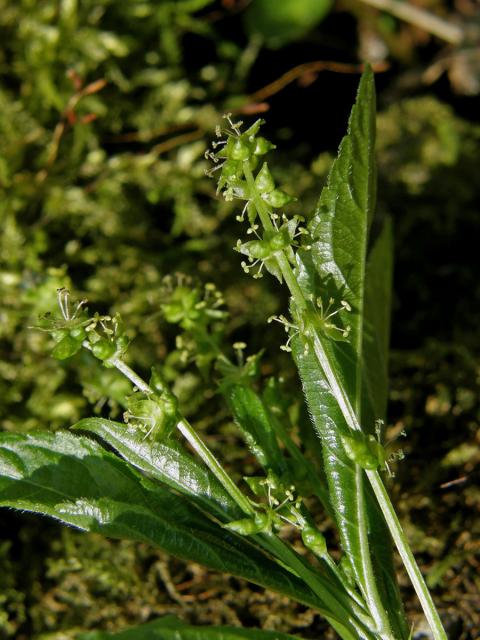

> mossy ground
[1,2,479,638]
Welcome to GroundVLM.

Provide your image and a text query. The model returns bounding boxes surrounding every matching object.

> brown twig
[243,60,389,105]
[36,76,107,183]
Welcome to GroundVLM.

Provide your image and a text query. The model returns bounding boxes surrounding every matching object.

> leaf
[244,0,332,48]
[0,430,327,612]
[73,418,241,521]
[292,71,408,638]
[224,385,287,476]
[361,218,393,426]
[79,616,302,640]
[307,67,376,418]
[291,341,407,639]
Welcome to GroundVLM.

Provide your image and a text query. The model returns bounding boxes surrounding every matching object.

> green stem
[234,167,448,637]
[83,344,254,515]
[263,534,377,640]
[243,164,394,638]
[367,470,448,640]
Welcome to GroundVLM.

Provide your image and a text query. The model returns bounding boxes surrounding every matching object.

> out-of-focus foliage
[243,0,332,48]
[0,0,248,434]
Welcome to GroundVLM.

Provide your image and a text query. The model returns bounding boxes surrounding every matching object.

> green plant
[0,70,447,639]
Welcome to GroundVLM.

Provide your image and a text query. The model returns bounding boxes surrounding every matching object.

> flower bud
[255,163,275,194]
[52,335,82,360]
[263,189,294,208]
[302,526,327,557]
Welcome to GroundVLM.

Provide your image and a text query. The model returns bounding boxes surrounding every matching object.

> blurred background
[0,1,479,638]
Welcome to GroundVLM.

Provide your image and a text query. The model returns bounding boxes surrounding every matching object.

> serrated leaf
[291,341,407,638]
[292,72,408,637]
[0,430,329,611]
[224,385,287,476]
[73,418,242,521]
[308,67,376,417]
[79,615,302,640]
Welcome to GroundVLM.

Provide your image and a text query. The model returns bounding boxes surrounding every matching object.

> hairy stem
[243,164,394,638]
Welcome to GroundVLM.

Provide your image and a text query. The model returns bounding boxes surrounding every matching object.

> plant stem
[367,470,448,640]
[83,344,254,515]
[243,165,394,638]
[86,345,378,637]
[263,534,377,640]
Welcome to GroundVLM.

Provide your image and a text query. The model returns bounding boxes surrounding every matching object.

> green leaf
[73,417,242,521]
[224,385,287,476]
[291,341,407,638]
[292,71,408,638]
[78,616,302,640]
[244,0,332,48]
[307,67,376,418]
[361,218,393,426]
[0,430,327,612]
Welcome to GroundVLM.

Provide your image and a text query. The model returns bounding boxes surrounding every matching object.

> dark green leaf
[73,417,241,521]
[307,67,376,418]
[224,385,287,476]
[0,430,326,611]
[79,615,302,640]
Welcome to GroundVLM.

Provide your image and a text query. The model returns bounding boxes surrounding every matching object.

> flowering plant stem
[84,344,377,639]
[242,123,446,640]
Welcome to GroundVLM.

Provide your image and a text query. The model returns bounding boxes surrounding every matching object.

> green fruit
[255,162,275,194]
[254,136,275,156]
[231,138,252,161]
[69,326,87,342]
[52,335,82,360]
[263,189,294,208]
[92,338,116,361]
[302,526,327,556]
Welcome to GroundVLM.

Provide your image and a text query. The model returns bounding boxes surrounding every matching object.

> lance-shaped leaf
[291,339,408,639]
[0,430,328,612]
[223,384,288,476]
[307,67,376,417]
[79,615,302,640]
[291,70,408,637]
[73,418,242,521]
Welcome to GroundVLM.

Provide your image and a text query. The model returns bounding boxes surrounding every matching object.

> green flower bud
[51,329,68,343]
[341,432,381,470]
[231,138,252,161]
[52,335,82,360]
[224,517,260,535]
[69,326,87,342]
[302,526,327,557]
[254,136,275,156]
[269,228,291,252]
[225,511,270,535]
[92,338,116,361]
[255,163,275,194]
[263,189,294,208]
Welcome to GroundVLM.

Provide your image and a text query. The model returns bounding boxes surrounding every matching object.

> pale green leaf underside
[73,417,241,521]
